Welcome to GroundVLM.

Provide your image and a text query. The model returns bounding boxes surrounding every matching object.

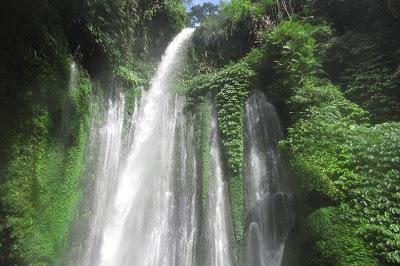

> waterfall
[72,28,196,266]
[204,106,235,266]
[243,91,293,266]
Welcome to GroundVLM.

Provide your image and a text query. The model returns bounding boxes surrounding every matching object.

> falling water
[72,28,196,266]
[204,106,235,266]
[244,91,293,266]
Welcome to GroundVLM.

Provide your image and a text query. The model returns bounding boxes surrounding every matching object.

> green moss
[1,61,91,264]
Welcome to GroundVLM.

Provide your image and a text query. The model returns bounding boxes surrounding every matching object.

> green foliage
[190,0,274,67]
[301,0,400,122]
[340,39,400,122]
[214,63,255,174]
[215,69,249,242]
[287,77,367,122]
[280,77,367,204]
[79,0,188,66]
[227,174,244,242]
[189,2,220,26]
[221,0,261,22]
[280,74,400,263]
[306,207,377,266]
[185,62,256,176]
[262,19,331,82]
[338,123,400,263]
[241,48,267,69]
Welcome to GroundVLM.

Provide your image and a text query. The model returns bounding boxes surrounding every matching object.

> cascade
[243,91,293,266]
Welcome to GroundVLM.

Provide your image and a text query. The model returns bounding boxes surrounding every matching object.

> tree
[189,2,220,26]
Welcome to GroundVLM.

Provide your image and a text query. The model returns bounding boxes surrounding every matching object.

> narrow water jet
[244,91,294,266]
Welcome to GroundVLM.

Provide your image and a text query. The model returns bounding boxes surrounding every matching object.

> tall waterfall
[243,91,293,266]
